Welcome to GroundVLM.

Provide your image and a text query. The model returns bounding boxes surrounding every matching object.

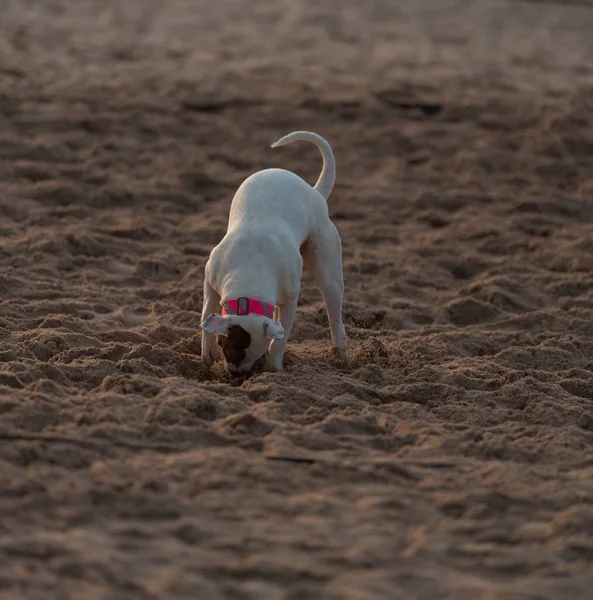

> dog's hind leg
[303,223,348,366]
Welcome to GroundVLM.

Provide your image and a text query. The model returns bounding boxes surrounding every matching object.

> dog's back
[227,168,329,245]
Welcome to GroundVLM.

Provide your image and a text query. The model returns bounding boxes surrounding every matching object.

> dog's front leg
[265,298,298,372]
[200,279,223,366]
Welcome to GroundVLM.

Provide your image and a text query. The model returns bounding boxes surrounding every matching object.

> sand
[2,0,593,598]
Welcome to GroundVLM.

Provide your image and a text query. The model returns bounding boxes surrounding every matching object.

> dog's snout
[227,354,266,379]
[227,365,246,378]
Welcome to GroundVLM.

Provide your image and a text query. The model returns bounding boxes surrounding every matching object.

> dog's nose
[227,365,246,378]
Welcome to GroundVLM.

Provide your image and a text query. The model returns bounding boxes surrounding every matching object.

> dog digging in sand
[199,131,348,378]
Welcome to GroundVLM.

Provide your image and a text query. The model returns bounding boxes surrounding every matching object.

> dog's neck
[221,297,275,319]
[218,275,278,312]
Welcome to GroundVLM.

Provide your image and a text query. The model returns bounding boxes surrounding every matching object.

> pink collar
[222,297,274,319]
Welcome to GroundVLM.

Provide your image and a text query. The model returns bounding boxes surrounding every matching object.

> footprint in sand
[102,258,137,276]
[96,306,154,327]
[100,258,146,287]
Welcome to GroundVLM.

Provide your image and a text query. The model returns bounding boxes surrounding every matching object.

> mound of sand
[2,0,593,598]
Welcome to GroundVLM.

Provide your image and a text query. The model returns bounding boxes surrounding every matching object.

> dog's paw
[202,339,222,367]
[332,345,348,368]
[263,353,283,372]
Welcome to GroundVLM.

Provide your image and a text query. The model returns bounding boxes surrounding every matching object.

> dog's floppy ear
[200,313,231,335]
[264,318,284,340]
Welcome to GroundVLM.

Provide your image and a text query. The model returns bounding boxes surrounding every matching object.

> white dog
[199,131,347,378]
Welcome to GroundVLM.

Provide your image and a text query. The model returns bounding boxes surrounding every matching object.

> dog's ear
[200,313,231,335]
[264,318,284,340]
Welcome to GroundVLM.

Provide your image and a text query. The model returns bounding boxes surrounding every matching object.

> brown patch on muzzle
[218,325,251,367]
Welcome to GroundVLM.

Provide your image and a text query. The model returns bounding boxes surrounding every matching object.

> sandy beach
[2,0,593,598]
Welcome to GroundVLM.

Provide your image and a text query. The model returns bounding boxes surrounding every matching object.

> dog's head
[200,313,284,377]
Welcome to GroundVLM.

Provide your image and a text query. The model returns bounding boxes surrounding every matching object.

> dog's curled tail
[271,131,336,200]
